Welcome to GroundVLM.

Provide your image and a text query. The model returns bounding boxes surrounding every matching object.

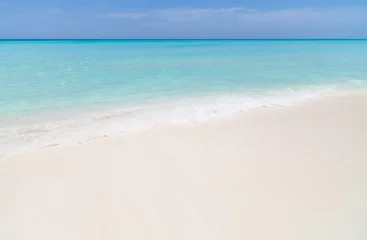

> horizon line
[1,38,367,41]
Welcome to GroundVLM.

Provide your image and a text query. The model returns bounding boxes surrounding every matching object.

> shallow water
[1,39,367,157]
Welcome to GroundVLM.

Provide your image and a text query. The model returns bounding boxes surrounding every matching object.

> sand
[1,94,367,240]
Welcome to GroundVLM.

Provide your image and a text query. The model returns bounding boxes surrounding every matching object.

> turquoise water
[1,39,367,156]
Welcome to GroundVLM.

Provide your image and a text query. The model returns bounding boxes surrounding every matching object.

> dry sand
[1,94,367,240]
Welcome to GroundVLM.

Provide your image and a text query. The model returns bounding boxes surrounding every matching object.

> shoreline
[1,93,367,239]
[1,86,367,158]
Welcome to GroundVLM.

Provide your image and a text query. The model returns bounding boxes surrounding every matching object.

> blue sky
[0,0,366,38]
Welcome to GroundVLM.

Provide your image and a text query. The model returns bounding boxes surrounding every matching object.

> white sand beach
[1,94,367,240]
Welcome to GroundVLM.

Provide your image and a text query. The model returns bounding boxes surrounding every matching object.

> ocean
[1,39,367,157]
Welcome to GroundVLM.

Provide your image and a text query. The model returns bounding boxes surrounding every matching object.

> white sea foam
[1,82,366,158]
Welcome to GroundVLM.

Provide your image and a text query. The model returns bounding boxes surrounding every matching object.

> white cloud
[237,7,366,25]
[108,12,147,19]
[107,6,367,25]
[107,7,246,22]
[152,7,245,23]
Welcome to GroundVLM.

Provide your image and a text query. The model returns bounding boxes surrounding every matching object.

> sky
[0,0,366,39]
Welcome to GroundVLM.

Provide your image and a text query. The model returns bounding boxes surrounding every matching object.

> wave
[1,81,366,158]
